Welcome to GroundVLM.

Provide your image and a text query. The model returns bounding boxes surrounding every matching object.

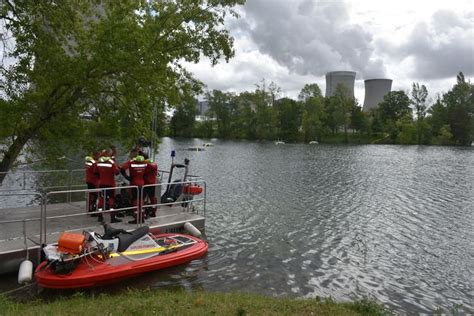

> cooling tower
[363,79,392,111]
[325,71,356,97]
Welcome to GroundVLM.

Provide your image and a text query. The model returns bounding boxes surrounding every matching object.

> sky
[185,0,474,104]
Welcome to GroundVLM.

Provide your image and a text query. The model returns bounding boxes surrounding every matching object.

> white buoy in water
[18,260,33,285]
[184,222,202,238]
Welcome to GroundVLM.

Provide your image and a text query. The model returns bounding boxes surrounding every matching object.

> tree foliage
[301,85,326,142]
[169,74,471,147]
[377,91,412,143]
[0,0,245,182]
[442,73,474,146]
[411,82,429,144]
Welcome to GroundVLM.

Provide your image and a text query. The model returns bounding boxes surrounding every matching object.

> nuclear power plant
[363,79,392,111]
[325,71,356,97]
[323,71,392,111]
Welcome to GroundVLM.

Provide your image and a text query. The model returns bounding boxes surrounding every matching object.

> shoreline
[1,288,386,315]
[164,134,473,147]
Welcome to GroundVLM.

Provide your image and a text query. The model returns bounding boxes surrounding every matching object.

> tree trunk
[0,132,34,185]
[344,124,348,143]
[0,87,83,186]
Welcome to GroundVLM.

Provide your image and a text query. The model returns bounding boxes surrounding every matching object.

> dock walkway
[0,185,206,274]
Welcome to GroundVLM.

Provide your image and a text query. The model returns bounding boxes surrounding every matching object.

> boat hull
[35,233,208,289]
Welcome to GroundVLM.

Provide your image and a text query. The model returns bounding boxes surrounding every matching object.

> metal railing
[0,179,206,248]
[0,192,44,263]
[0,168,172,192]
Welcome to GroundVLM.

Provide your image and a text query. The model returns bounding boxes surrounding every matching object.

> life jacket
[95,158,119,187]
[121,159,147,186]
[144,161,158,185]
[85,159,99,186]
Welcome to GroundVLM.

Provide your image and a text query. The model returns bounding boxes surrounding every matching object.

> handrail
[0,168,167,193]
[141,179,206,216]
[0,193,43,224]
[0,169,82,193]
[42,186,140,244]
[1,178,206,250]
[0,192,44,264]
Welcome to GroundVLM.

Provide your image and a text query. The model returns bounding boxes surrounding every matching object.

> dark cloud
[389,10,474,79]
[235,0,386,78]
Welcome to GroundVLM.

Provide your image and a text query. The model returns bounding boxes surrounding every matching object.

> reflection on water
[154,139,474,313]
[3,138,474,313]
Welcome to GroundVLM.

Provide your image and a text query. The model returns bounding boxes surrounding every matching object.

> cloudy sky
[185,0,474,103]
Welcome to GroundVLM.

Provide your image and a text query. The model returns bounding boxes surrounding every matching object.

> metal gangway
[0,170,206,274]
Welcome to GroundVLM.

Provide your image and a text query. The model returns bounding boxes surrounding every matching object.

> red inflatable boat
[35,225,208,289]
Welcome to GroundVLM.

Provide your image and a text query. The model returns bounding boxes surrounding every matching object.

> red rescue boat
[35,225,208,289]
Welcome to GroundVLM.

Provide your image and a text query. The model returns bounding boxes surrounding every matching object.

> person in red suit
[95,156,121,223]
[143,153,158,217]
[85,151,100,214]
[121,155,147,224]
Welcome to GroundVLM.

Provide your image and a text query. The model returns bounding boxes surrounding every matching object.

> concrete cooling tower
[325,71,356,98]
[363,79,392,111]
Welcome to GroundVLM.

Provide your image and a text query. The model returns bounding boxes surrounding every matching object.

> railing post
[43,193,48,244]
[203,181,207,217]
[38,193,43,264]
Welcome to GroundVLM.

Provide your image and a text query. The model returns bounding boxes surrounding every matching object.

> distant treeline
[168,73,473,146]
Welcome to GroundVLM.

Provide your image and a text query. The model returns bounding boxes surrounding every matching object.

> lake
[3,138,474,313]
[150,138,473,313]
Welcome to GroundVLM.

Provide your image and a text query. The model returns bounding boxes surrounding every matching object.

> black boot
[111,217,122,223]
[128,218,143,224]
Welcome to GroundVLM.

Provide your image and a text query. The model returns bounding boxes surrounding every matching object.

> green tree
[332,84,353,143]
[443,73,474,146]
[207,90,233,138]
[299,83,327,142]
[194,120,214,139]
[301,93,326,142]
[234,92,257,139]
[411,83,429,144]
[324,96,339,135]
[268,81,282,107]
[426,96,448,139]
[274,98,303,142]
[0,0,244,184]
[435,124,455,145]
[298,83,323,102]
[377,91,412,142]
[396,116,416,144]
[254,80,274,140]
[169,94,198,137]
[350,103,369,136]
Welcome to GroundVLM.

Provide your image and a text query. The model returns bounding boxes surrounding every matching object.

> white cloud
[184,0,474,102]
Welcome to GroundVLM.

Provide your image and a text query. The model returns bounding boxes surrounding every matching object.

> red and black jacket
[95,158,119,187]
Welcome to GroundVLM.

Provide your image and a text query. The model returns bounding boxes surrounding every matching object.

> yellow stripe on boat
[108,244,180,257]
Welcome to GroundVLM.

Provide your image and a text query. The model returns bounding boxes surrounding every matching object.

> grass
[0,289,387,316]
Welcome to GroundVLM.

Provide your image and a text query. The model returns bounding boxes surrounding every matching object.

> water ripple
[6,139,473,314]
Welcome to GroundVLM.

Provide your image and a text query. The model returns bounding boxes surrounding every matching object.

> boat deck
[0,201,205,273]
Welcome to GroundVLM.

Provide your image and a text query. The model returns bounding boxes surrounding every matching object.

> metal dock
[0,176,206,274]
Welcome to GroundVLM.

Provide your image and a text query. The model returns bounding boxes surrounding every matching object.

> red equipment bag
[58,232,85,254]
[183,184,203,195]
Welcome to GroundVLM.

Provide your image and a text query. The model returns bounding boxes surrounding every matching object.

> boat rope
[0,283,34,296]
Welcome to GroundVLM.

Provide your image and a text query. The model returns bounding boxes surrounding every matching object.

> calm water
[4,138,474,313]
[151,138,473,313]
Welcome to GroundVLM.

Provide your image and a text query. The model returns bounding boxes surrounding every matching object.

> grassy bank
[0,289,386,315]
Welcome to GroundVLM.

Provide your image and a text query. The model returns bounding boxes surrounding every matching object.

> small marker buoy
[184,222,202,238]
[18,220,33,285]
[18,260,33,285]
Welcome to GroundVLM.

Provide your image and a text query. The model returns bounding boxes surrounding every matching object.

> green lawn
[0,289,386,315]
